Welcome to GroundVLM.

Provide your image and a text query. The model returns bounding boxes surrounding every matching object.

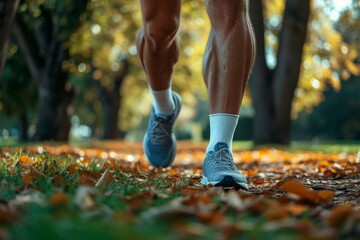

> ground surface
[0,141,359,239]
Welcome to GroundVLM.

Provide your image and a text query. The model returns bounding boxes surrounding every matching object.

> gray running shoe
[143,92,182,167]
[201,142,248,190]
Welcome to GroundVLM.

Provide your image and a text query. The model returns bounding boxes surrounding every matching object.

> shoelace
[208,148,237,171]
[150,116,173,144]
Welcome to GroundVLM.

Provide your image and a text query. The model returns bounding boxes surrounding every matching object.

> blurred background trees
[0,0,359,145]
[0,0,19,75]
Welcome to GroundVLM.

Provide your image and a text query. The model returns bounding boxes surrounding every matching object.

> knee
[143,17,179,53]
[206,0,248,33]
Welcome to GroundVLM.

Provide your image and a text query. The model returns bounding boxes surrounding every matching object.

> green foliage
[293,75,360,140]
[0,44,37,117]
[264,0,360,117]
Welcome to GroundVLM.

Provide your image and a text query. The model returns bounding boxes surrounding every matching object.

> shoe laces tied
[150,115,173,144]
[209,148,237,171]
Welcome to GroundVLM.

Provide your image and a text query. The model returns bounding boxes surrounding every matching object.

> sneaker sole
[201,176,249,191]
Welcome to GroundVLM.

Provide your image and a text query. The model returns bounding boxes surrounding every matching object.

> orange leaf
[277,178,334,204]
[286,204,309,216]
[254,179,265,185]
[324,169,335,177]
[19,155,31,164]
[317,190,335,204]
[246,170,258,177]
[49,192,69,205]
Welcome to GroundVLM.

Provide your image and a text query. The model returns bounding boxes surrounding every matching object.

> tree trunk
[0,0,19,76]
[249,0,274,145]
[11,1,89,142]
[32,81,73,141]
[96,59,129,139]
[249,0,310,145]
[13,14,74,142]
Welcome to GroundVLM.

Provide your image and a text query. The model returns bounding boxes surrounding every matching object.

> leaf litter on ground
[0,141,359,239]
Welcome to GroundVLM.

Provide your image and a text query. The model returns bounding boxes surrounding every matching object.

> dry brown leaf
[277,178,335,204]
[221,190,244,211]
[22,174,36,184]
[95,169,115,187]
[66,164,78,174]
[49,192,69,206]
[78,171,99,185]
[172,222,207,237]
[52,174,66,187]
[326,204,354,228]
[317,190,335,204]
[266,206,288,221]
[0,209,18,225]
[198,211,226,226]
[254,179,265,185]
[180,187,204,196]
[286,204,309,216]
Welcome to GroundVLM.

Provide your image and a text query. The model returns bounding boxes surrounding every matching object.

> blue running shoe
[201,142,248,190]
[143,92,182,167]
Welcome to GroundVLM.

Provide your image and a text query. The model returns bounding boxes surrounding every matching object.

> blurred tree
[12,0,89,141]
[249,0,311,145]
[293,74,360,140]
[0,0,19,75]
[249,0,360,145]
[0,45,37,141]
[293,0,360,141]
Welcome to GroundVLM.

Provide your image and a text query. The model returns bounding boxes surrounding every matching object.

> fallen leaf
[317,190,335,204]
[327,205,354,228]
[277,178,335,204]
[221,190,244,211]
[49,192,69,206]
[266,206,288,221]
[95,169,115,187]
[74,186,97,211]
[52,174,66,187]
[19,155,31,164]
[172,222,207,237]
[0,209,18,225]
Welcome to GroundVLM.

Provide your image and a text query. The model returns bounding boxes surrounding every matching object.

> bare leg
[136,0,181,91]
[203,0,256,114]
[138,0,183,168]
[201,0,256,190]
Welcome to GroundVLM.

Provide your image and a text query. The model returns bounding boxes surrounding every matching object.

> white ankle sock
[149,86,175,115]
[206,113,239,153]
